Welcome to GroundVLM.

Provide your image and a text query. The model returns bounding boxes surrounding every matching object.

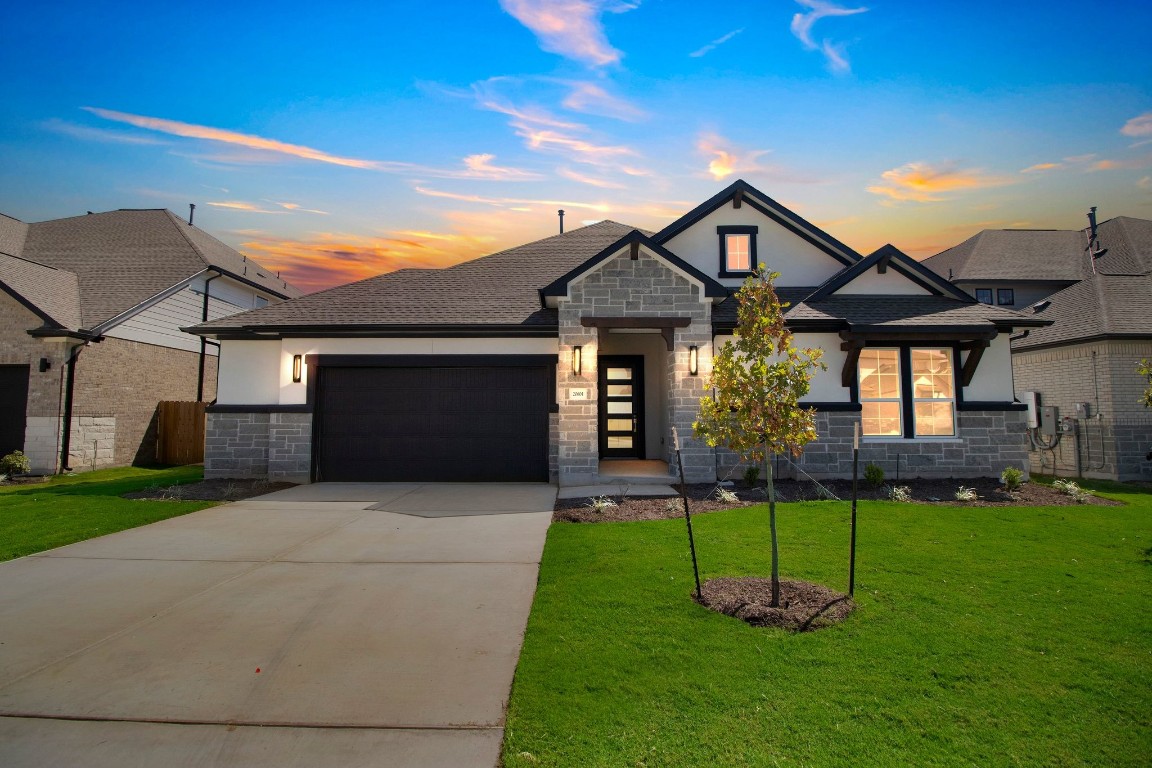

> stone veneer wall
[556,250,714,486]
[205,411,312,483]
[717,409,1030,481]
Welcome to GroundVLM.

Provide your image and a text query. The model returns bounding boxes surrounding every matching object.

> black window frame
[717,225,758,278]
[996,288,1014,306]
[974,288,993,304]
[851,342,962,439]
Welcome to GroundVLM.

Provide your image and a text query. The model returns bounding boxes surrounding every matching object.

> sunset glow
[1,1,1148,293]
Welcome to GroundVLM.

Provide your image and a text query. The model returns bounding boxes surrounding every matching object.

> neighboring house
[0,209,300,474]
[188,180,1048,487]
[924,213,1152,481]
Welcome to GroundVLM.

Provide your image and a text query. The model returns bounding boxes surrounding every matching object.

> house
[924,213,1152,481]
[0,208,301,474]
[188,180,1049,486]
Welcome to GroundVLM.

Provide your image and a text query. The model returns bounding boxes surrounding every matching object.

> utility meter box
[1040,405,1059,436]
[1022,391,1040,428]
[1074,402,1091,419]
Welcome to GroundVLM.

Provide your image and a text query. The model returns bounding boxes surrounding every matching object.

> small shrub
[586,495,618,512]
[1000,466,1024,492]
[742,465,760,487]
[887,485,912,503]
[0,450,31,476]
[955,486,978,502]
[664,498,683,515]
[1053,479,1092,503]
[714,487,739,504]
[863,462,885,488]
[811,482,838,501]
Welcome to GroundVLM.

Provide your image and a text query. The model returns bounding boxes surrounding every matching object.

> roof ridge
[0,249,70,273]
[161,209,212,270]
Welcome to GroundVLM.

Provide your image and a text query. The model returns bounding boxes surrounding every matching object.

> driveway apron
[0,482,555,767]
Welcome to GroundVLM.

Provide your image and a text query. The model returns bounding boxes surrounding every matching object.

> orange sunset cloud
[867,161,1013,203]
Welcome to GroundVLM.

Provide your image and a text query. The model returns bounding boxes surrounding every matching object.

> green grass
[0,465,218,561]
[504,485,1152,767]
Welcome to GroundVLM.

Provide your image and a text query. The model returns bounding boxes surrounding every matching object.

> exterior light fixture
[689,345,698,376]
[292,354,303,383]
[572,345,582,376]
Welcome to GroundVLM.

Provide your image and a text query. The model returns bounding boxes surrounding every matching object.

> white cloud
[790,0,867,74]
[689,28,743,58]
[499,0,640,67]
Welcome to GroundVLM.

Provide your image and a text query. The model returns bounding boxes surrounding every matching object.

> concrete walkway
[0,483,555,767]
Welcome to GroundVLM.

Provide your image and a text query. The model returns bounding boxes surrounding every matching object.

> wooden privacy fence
[156,401,207,465]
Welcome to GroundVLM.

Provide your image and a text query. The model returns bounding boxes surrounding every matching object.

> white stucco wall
[962,334,1016,401]
[662,204,850,288]
[711,331,849,402]
[216,340,281,404]
[831,267,932,295]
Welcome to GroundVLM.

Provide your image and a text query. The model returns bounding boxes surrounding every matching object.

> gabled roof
[653,179,862,266]
[1013,273,1152,349]
[785,295,1050,334]
[0,252,82,330]
[14,209,299,330]
[189,221,639,334]
[1092,216,1152,275]
[922,228,1090,282]
[0,213,29,258]
[806,244,973,302]
[540,229,727,302]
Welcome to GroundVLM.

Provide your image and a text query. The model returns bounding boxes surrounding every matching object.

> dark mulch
[123,479,295,502]
[553,476,1121,523]
[698,577,856,631]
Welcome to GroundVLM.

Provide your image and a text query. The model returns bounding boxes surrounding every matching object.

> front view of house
[189,181,1049,486]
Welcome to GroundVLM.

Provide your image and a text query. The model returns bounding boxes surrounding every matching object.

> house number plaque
[568,387,589,401]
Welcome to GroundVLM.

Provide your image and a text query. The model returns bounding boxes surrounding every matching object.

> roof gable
[0,252,83,330]
[653,179,862,267]
[539,230,727,304]
[807,244,973,302]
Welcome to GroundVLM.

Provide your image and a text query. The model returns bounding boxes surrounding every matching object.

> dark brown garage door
[0,365,30,457]
[314,364,552,482]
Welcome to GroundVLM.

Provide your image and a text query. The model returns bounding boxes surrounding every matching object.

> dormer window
[718,225,758,277]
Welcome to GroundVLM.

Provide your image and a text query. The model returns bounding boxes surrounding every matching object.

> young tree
[694,267,824,607]
[1138,359,1152,409]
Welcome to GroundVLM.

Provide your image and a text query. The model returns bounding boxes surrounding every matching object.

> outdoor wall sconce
[689,345,698,376]
[572,345,582,376]
[292,354,303,383]
[39,357,51,372]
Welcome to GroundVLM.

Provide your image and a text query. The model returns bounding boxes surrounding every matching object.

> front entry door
[598,355,644,458]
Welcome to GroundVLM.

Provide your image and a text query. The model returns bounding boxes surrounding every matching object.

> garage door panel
[315,365,550,482]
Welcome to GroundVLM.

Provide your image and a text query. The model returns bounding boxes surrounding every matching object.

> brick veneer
[556,250,714,485]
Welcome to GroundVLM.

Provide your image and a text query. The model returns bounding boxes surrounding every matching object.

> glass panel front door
[598,355,644,458]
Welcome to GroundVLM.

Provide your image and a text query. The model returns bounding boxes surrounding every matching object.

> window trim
[909,347,957,437]
[717,225,758,277]
[858,347,904,438]
[974,288,992,304]
[853,342,961,439]
[996,288,1014,306]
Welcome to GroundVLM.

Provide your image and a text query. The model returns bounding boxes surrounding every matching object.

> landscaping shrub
[1001,466,1024,491]
[1053,479,1092,503]
[955,485,978,502]
[887,485,912,502]
[586,495,618,512]
[864,462,885,487]
[0,450,31,476]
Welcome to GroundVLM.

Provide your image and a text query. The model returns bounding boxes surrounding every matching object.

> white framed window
[858,348,902,436]
[911,348,956,436]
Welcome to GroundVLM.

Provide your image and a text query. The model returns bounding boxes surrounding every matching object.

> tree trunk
[764,443,780,608]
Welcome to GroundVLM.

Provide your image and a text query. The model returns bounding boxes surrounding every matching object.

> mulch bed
[554,476,1120,523]
[123,479,296,501]
[698,577,855,632]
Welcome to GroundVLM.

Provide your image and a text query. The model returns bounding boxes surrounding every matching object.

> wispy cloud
[1089,154,1152,172]
[1121,111,1152,138]
[689,28,743,58]
[512,121,637,166]
[271,201,329,214]
[1139,176,1151,190]
[85,106,540,180]
[1020,162,1062,173]
[499,0,639,67]
[557,166,627,188]
[697,133,771,180]
[560,81,646,121]
[207,200,329,215]
[867,161,1013,203]
[472,78,585,129]
[790,0,867,74]
[414,186,613,213]
[42,118,169,145]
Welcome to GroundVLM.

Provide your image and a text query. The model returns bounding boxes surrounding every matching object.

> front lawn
[504,483,1151,766]
[0,465,218,562]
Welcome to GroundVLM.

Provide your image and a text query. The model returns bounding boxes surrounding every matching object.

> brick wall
[0,293,74,472]
[1013,340,1152,480]
[71,337,217,467]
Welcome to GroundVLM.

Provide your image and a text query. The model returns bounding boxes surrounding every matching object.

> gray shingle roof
[0,252,82,330]
[1093,216,1152,275]
[923,229,1090,282]
[192,220,640,331]
[0,214,28,258]
[10,209,298,330]
[1013,273,1152,349]
[787,295,1046,330]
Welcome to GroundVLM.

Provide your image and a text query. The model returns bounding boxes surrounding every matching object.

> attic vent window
[717,225,758,277]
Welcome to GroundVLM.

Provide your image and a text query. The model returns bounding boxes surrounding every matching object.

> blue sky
[2,0,1150,291]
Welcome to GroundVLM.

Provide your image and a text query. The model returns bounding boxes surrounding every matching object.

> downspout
[59,342,87,472]
[197,271,221,401]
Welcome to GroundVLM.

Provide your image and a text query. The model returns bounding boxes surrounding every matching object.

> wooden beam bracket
[961,339,990,386]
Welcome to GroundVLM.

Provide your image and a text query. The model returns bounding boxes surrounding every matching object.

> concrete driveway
[0,482,555,767]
